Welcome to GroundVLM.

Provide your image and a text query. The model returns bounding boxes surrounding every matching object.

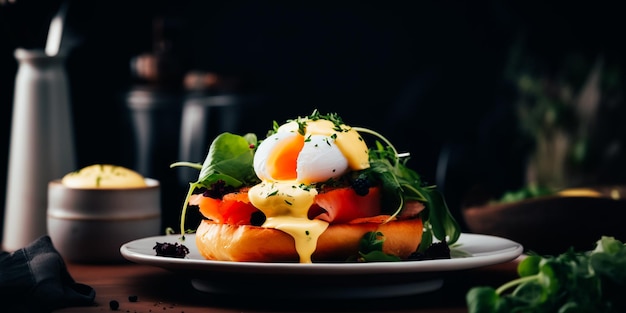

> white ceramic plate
[120,233,522,299]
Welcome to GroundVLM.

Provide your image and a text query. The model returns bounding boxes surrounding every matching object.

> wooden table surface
[52,257,522,313]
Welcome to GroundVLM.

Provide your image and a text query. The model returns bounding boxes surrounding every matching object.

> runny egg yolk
[248,119,370,263]
[265,132,303,180]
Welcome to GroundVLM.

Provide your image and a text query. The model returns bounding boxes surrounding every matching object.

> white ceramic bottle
[2,48,76,251]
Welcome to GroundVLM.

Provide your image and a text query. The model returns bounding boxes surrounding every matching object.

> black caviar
[203,180,236,199]
[153,242,189,258]
[408,241,451,261]
[250,211,266,226]
[350,174,371,196]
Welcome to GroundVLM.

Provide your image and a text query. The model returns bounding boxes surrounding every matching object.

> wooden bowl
[462,186,626,255]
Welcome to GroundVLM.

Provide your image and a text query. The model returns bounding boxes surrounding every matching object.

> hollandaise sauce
[248,181,329,263]
[264,217,329,263]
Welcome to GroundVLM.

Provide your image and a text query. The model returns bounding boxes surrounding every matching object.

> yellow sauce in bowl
[61,164,147,189]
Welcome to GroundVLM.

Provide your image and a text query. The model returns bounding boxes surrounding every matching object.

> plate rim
[120,232,523,275]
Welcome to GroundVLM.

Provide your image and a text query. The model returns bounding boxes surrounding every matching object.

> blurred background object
[463,185,626,255]
[1,0,625,240]
[459,22,626,254]
[506,42,626,191]
[2,0,77,251]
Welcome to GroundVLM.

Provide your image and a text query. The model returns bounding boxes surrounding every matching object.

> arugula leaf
[360,136,461,251]
[351,231,401,262]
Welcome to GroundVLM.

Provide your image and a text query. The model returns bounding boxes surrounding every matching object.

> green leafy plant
[496,184,555,203]
[466,236,626,313]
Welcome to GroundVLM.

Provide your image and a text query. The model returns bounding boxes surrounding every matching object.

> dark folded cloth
[0,236,95,313]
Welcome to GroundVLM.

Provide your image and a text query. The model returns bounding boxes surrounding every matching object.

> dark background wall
[1,0,625,239]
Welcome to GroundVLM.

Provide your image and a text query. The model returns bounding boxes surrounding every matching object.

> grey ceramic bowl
[462,186,626,255]
[47,178,161,263]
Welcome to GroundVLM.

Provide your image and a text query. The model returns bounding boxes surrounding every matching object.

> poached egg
[248,118,369,263]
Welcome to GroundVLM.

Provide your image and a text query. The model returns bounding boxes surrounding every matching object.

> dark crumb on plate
[128,295,138,302]
[109,299,120,310]
[408,241,451,261]
[153,242,189,258]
